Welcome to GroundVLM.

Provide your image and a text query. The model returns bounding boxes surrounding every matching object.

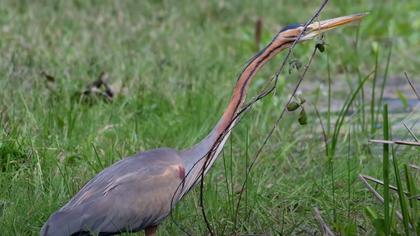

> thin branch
[402,122,419,142]
[360,174,420,200]
[172,1,331,234]
[236,41,320,228]
[313,207,336,236]
[203,0,331,233]
[404,72,420,101]
[358,175,404,221]
[409,164,420,171]
[369,139,420,147]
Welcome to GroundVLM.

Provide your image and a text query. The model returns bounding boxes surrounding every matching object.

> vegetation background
[0,0,419,235]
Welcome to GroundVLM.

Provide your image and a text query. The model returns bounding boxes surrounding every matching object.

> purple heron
[41,13,365,236]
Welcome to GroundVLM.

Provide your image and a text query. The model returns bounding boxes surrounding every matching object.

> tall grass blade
[376,42,392,125]
[327,72,371,223]
[382,104,391,235]
[330,71,373,157]
[370,46,379,136]
[347,127,352,219]
[391,146,411,235]
[404,164,418,234]
[327,54,332,137]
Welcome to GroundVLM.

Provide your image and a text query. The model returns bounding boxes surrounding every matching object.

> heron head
[277,13,367,42]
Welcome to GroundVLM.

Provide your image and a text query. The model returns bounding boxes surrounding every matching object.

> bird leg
[145,225,157,236]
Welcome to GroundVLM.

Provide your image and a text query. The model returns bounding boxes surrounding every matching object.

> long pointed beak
[300,13,367,40]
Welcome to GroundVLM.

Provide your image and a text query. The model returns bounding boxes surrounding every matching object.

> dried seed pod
[298,108,308,125]
[287,101,300,111]
[316,43,325,53]
[297,94,306,104]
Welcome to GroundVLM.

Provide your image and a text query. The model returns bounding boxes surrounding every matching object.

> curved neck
[179,37,292,194]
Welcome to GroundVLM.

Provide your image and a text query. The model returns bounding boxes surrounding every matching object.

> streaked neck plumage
[179,34,293,196]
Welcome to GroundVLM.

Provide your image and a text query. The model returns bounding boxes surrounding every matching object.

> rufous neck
[179,38,292,195]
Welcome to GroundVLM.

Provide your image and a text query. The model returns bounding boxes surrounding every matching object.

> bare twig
[409,164,420,171]
[360,174,420,200]
[172,1,332,234]
[369,139,420,147]
[358,175,404,221]
[359,175,385,204]
[402,122,419,142]
[199,1,332,234]
[236,43,321,229]
[404,72,420,101]
[313,207,336,236]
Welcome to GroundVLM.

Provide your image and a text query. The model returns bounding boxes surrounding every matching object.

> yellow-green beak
[300,13,367,40]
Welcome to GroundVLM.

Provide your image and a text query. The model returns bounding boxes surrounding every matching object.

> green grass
[0,0,419,235]
[383,104,391,235]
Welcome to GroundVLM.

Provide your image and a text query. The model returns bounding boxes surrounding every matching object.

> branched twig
[170,1,331,234]
[403,122,419,142]
[358,175,404,221]
[236,36,321,229]
[360,174,420,200]
[198,1,331,234]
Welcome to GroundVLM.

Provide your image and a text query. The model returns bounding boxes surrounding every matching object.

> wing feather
[41,148,185,236]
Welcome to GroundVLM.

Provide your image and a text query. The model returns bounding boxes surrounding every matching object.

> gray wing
[41,148,186,236]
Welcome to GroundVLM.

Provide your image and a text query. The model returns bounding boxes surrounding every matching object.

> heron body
[42,148,184,235]
[41,13,365,236]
